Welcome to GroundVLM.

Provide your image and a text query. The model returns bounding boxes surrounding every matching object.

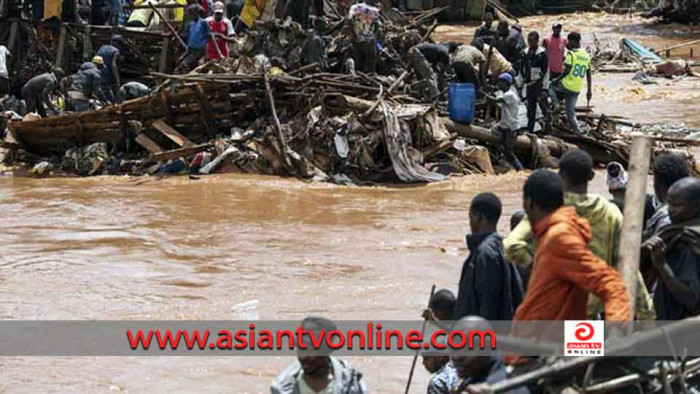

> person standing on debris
[117,81,150,102]
[409,43,450,101]
[505,150,656,320]
[511,169,630,336]
[450,43,485,93]
[22,68,64,117]
[285,0,323,28]
[553,32,591,134]
[472,39,514,83]
[177,5,211,73]
[126,0,158,27]
[301,18,328,69]
[96,35,123,104]
[347,0,380,74]
[456,192,524,321]
[474,12,497,46]
[67,56,104,112]
[0,44,11,98]
[206,2,235,60]
[494,20,525,66]
[543,22,567,80]
[107,0,124,25]
[270,317,368,394]
[520,30,550,134]
[644,177,700,320]
[489,73,523,171]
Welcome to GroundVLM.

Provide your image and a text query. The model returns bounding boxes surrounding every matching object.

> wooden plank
[8,22,19,71]
[135,133,164,154]
[194,83,214,135]
[151,119,193,148]
[618,136,652,322]
[153,143,210,161]
[158,36,171,74]
[56,24,68,72]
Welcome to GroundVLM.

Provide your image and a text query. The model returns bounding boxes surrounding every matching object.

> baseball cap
[498,73,514,84]
[214,1,225,13]
[552,21,563,28]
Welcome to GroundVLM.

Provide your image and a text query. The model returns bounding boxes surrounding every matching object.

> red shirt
[205,17,233,59]
[543,35,568,74]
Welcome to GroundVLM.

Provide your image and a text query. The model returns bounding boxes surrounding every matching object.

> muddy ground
[0,12,699,393]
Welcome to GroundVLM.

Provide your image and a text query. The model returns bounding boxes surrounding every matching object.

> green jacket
[504,192,656,320]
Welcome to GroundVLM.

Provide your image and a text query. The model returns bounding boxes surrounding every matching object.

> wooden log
[151,119,194,147]
[442,119,574,157]
[264,73,291,169]
[159,36,172,74]
[654,39,700,55]
[135,133,164,154]
[153,143,210,161]
[618,136,652,322]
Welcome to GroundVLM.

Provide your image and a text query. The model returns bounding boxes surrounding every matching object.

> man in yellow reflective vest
[553,32,591,134]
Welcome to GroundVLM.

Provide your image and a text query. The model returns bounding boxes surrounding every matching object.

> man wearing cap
[489,72,523,171]
[270,317,367,394]
[553,32,591,134]
[206,2,235,60]
[67,56,105,112]
[543,22,567,106]
[21,68,64,117]
[96,35,123,104]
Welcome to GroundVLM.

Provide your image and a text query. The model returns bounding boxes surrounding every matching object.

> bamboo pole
[404,285,436,394]
[654,39,700,55]
[618,136,652,322]
[263,72,291,169]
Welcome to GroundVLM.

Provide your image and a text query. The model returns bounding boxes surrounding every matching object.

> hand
[644,236,666,269]
[421,308,436,321]
[465,383,494,394]
[586,89,593,102]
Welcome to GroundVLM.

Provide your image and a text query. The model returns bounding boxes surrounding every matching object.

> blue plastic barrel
[449,83,476,124]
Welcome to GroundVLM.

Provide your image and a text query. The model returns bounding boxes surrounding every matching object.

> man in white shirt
[492,72,524,171]
[0,45,11,97]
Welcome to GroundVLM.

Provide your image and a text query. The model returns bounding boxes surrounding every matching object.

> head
[527,31,539,49]
[653,154,690,203]
[92,55,105,69]
[606,161,628,200]
[422,354,450,374]
[558,149,594,194]
[447,42,461,54]
[567,32,581,49]
[667,177,700,224]
[469,192,502,234]
[510,210,526,231]
[523,169,564,224]
[471,38,484,52]
[483,12,493,28]
[297,316,335,376]
[513,23,523,34]
[214,1,225,20]
[552,22,562,37]
[497,72,513,92]
[111,35,124,50]
[497,20,509,37]
[52,67,65,81]
[429,289,456,321]
[450,316,494,378]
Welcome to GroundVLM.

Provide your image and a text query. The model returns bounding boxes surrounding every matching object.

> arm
[41,81,60,113]
[551,231,630,321]
[112,54,121,88]
[586,67,592,101]
[503,219,535,267]
[646,236,700,312]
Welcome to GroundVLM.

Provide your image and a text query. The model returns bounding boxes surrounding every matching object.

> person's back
[348,1,378,43]
[23,72,54,94]
[69,62,101,97]
[561,46,590,94]
[498,86,519,132]
[416,43,450,67]
[97,45,119,81]
[118,81,150,102]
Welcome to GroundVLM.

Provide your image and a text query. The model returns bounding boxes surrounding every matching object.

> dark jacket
[21,72,58,102]
[97,45,119,84]
[270,357,367,394]
[520,46,548,85]
[69,62,102,99]
[455,232,524,320]
[495,29,525,65]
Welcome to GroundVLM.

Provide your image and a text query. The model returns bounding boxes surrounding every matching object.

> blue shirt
[187,18,210,51]
[97,45,120,83]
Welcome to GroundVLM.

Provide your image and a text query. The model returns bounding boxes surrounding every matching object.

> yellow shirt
[562,48,591,93]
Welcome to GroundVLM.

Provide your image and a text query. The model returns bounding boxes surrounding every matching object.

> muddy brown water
[1,12,699,393]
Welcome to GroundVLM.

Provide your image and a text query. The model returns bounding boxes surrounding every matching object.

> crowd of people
[269,151,700,393]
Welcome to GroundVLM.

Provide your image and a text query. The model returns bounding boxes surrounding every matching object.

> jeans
[100,83,116,104]
[526,83,549,134]
[549,72,562,105]
[498,126,524,171]
[560,86,582,134]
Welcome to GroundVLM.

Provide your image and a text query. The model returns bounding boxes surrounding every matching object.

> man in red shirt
[543,21,568,104]
[206,1,236,60]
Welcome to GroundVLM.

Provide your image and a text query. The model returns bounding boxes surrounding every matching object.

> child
[492,73,524,171]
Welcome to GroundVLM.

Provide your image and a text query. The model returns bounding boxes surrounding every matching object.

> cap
[92,56,104,66]
[552,21,563,28]
[498,73,514,84]
[214,1,225,13]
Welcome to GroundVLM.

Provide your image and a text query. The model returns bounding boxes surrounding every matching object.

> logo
[564,321,604,357]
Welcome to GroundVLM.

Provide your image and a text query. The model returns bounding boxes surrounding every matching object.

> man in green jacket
[504,149,656,320]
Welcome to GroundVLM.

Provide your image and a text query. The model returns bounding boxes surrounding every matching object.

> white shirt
[0,46,10,78]
[498,87,520,131]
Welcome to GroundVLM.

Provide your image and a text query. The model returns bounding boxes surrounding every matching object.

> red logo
[574,322,594,341]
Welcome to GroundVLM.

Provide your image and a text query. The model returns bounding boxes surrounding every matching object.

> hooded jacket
[270,357,367,394]
[512,206,630,334]
[69,62,102,99]
[505,192,655,320]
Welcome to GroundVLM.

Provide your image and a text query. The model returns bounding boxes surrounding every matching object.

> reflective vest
[561,48,590,93]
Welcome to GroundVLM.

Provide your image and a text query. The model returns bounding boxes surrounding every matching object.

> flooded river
[1,11,699,394]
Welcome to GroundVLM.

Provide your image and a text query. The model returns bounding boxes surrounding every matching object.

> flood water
[2,11,700,394]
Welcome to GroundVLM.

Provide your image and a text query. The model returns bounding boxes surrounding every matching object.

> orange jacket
[513,207,630,335]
